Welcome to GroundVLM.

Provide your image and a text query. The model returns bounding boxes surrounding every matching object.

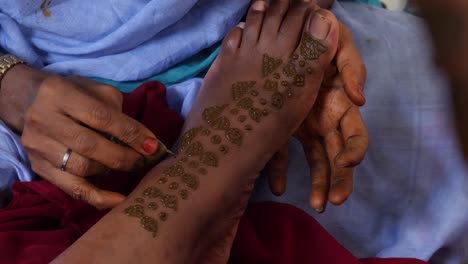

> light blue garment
[167,2,468,264]
[0,0,249,81]
[0,121,33,207]
[93,45,220,93]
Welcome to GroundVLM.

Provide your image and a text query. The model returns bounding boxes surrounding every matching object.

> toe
[241,1,268,47]
[222,23,245,52]
[299,9,339,80]
[277,0,313,53]
[260,0,290,40]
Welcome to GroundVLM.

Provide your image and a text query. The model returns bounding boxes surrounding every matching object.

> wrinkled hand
[268,22,369,212]
[21,75,158,209]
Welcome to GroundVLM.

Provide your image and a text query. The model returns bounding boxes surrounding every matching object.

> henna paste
[263,54,283,77]
[225,128,243,146]
[158,177,168,184]
[160,195,178,211]
[163,164,185,178]
[181,127,202,148]
[283,62,297,77]
[159,212,168,222]
[200,152,219,167]
[238,115,247,123]
[219,145,229,154]
[300,33,328,61]
[124,204,145,218]
[185,141,204,156]
[188,161,199,168]
[179,189,189,200]
[202,129,211,136]
[237,97,254,110]
[232,81,256,100]
[140,216,158,237]
[294,75,305,87]
[202,105,227,123]
[148,202,158,210]
[211,135,222,144]
[182,174,199,190]
[169,182,179,190]
[143,187,163,198]
[271,92,285,109]
[249,107,262,123]
[211,116,231,130]
[263,79,278,91]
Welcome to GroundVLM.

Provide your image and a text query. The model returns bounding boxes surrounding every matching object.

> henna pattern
[263,79,278,91]
[179,189,189,200]
[125,32,329,238]
[300,33,328,60]
[263,54,283,77]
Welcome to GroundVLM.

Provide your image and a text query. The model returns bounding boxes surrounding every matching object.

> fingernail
[143,138,157,154]
[309,11,331,40]
[237,22,246,29]
[252,1,267,11]
[315,207,324,214]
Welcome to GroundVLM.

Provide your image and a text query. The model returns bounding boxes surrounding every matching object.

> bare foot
[53,2,341,264]
[117,0,340,262]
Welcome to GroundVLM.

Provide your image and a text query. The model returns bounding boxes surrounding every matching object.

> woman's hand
[1,66,159,209]
[267,22,369,212]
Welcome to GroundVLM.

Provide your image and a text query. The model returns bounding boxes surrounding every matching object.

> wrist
[0,64,49,132]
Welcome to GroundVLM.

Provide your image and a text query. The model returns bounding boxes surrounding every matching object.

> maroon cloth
[0,82,427,264]
[231,202,427,264]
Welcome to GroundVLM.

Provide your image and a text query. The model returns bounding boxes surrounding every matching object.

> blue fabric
[0,0,249,81]
[167,3,468,264]
[0,121,33,207]
[93,45,220,93]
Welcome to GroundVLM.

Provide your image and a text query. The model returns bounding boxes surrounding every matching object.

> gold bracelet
[0,54,25,89]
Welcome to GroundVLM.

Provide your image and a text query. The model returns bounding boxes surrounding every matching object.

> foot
[124,0,340,262]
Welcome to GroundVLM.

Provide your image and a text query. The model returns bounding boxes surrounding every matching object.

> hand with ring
[18,74,159,209]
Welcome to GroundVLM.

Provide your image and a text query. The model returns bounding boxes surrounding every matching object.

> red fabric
[231,202,427,264]
[0,81,427,264]
[0,82,184,264]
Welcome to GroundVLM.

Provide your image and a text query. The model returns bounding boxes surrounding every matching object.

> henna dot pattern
[159,212,168,222]
[179,189,189,200]
[124,32,329,237]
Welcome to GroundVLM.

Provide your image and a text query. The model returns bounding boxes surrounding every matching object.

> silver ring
[61,148,72,171]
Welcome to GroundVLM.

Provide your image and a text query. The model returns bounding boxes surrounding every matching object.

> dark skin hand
[268,21,368,212]
[0,65,159,209]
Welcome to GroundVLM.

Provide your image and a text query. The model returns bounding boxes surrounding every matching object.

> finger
[268,142,289,196]
[301,136,330,213]
[28,151,125,209]
[36,113,144,171]
[336,22,367,106]
[53,80,158,155]
[21,127,107,177]
[67,76,123,110]
[335,107,369,167]
[323,130,353,205]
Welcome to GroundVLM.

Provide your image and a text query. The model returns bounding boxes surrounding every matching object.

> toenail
[309,11,331,40]
[252,1,267,12]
